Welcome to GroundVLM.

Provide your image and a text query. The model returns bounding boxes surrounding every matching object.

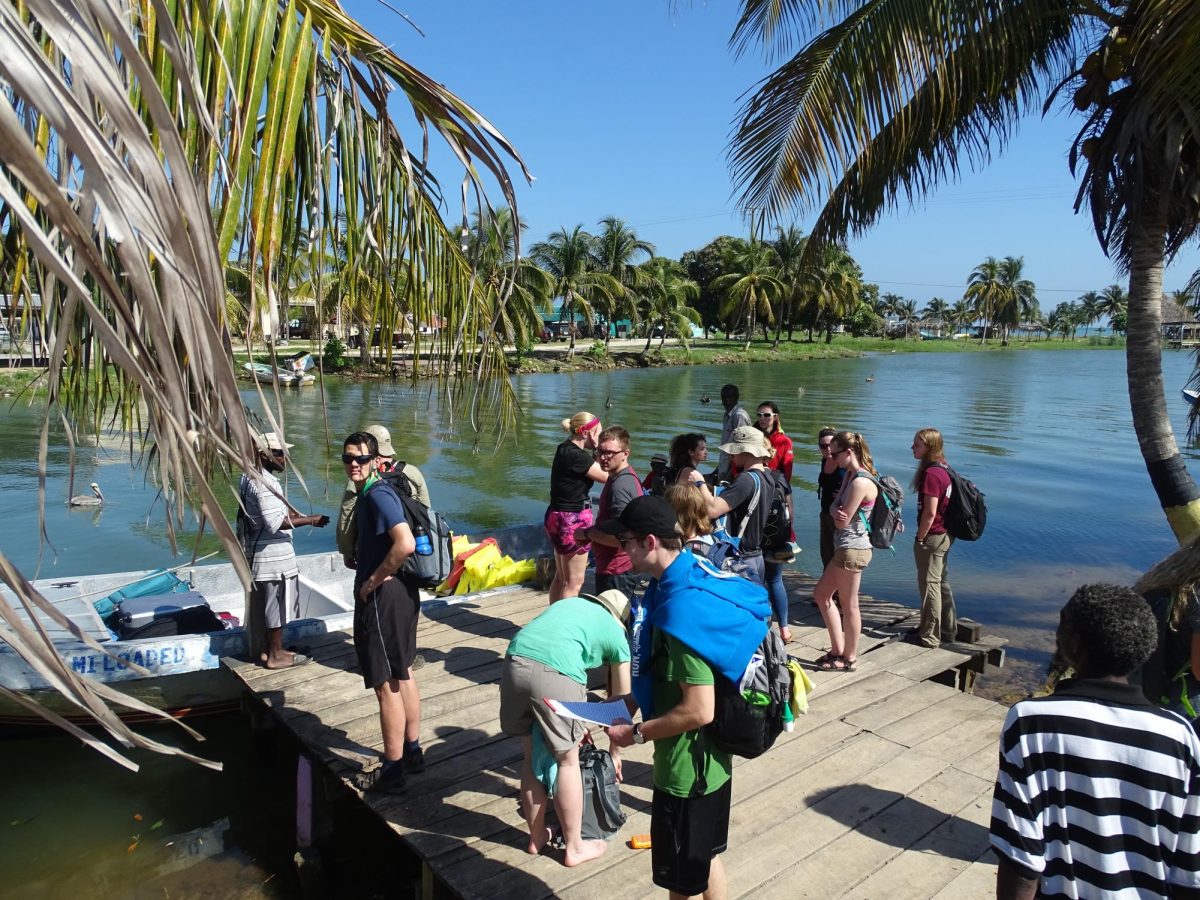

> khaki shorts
[499,654,587,757]
[833,547,872,572]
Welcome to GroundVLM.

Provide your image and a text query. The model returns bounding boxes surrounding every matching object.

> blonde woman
[911,428,956,647]
[812,431,879,671]
[545,412,608,603]
[664,482,715,557]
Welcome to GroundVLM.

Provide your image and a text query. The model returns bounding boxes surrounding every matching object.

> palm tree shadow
[807,782,990,862]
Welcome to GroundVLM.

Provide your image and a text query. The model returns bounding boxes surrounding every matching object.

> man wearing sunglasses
[583,426,646,598]
[342,431,424,795]
[238,431,329,670]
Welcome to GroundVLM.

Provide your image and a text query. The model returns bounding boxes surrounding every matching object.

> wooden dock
[224,574,1008,899]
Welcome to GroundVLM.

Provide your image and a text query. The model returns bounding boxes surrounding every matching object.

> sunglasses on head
[341,453,374,465]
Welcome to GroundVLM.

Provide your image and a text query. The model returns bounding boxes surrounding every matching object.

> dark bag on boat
[578,739,626,841]
[936,463,987,542]
[704,626,792,759]
[392,489,453,588]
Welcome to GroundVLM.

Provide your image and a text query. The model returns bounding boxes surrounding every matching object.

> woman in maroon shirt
[911,428,956,647]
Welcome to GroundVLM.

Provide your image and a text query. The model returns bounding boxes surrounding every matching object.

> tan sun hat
[580,589,632,624]
[252,431,294,453]
[365,424,396,457]
[718,425,772,459]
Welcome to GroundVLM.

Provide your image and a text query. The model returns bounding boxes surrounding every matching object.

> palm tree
[894,298,919,338]
[637,258,702,355]
[949,299,975,338]
[923,298,950,336]
[877,292,903,334]
[1096,283,1126,334]
[728,1,1200,542]
[528,226,622,357]
[1076,290,1103,338]
[806,244,862,342]
[0,0,529,754]
[771,225,808,347]
[465,207,553,350]
[965,258,1005,344]
[709,242,784,350]
[995,256,1037,345]
[594,217,654,344]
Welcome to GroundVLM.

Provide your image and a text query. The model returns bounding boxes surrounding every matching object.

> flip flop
[264,652,310,669]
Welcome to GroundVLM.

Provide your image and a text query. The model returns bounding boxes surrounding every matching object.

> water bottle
[413,524,433,556]
[782,697,795,733]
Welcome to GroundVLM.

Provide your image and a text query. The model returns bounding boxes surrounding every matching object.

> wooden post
[296,754,313,848]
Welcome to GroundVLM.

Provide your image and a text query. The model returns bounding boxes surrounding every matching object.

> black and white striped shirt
[991,679,1200,898]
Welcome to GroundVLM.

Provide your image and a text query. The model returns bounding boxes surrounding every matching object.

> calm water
[1,347,1196,893]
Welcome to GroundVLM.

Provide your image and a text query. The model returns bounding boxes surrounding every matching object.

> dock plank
[223,571,1010,899]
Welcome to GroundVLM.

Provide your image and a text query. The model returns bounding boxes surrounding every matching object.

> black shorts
[651,779,731,896]
[353,576,419,689]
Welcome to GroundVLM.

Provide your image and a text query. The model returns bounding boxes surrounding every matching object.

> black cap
[597,495,680,539]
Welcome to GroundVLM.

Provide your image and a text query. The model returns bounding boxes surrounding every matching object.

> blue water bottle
[414,524,433,556]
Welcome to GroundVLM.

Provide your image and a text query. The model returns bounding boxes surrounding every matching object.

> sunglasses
[757,412,775,418]
[833,448,850,458]
[341,453,374,465]
[617,534,640,549]
[270,449,287,458]
[818,441,833,449]
[597,448,627,458]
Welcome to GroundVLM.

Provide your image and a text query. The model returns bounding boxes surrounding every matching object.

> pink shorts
[544,507,593,556]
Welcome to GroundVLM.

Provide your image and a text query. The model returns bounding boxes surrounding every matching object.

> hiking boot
[404,746,426,774]
[354,760,407,795]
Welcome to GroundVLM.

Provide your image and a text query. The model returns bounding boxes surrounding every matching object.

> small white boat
[242,353,317,386]
[1183,387,1200,406]
[0,523,550,729]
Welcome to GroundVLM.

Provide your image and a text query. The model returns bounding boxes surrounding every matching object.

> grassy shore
[225,331,1127,379]
[0,368,46,398]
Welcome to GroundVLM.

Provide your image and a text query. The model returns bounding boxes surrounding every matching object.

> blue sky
[351,1,1200,307]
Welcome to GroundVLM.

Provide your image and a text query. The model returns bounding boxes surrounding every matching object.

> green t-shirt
[506,597,631,684]
[651,632,733,798]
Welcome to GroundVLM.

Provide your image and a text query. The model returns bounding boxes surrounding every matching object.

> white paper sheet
[543,697,633,727]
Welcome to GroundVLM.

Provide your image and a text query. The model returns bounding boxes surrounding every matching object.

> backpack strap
[735,472,763,541]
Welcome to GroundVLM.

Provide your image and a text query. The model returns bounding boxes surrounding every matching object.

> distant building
[1161,296,1200,346]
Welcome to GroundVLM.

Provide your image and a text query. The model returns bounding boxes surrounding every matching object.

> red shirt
[918,464,952,534]
[730,429,794,482]
[764,430,794,483]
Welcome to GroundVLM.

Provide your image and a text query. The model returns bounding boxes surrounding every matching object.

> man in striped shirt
[990,583,1200,899]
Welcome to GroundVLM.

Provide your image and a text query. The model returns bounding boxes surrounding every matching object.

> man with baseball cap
[500,588,633,867]
[237,431,329,668]
[602,495,769,899]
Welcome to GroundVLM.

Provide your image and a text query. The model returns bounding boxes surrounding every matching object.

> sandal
[815,652,844,671]
[840,656,857,672]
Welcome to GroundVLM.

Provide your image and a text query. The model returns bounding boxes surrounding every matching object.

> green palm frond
[731,0,1078,228]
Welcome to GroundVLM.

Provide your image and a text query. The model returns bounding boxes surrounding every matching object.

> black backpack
[756,470,792,554]
[647,466,676,498]
[389,486,453,588]
[380,461,415,499]
[858,472,905,551]
[704,626,792,759]
[578,740,627,840]
[936,463,987,541]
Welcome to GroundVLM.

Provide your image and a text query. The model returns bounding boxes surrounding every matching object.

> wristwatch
[632,723,646,745]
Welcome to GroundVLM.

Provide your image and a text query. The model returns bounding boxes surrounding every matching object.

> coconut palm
[729,0,1200,542]
[637,258,702,355]
[0,0,529,757]
[802,243,862,342]
[949,299,975,337]
[995,256,1037,345]
[894,298,919,338]
[771,225,808,347]
[965,258,1005,344]
[1077,290,1104,338]
[465,208,552,350]
[594,217,654,344]
[528,226,622,357]
[710,241,784,350]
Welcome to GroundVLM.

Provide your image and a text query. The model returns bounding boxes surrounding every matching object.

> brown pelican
[69,483,104,507]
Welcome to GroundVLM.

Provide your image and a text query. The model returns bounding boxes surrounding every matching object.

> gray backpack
[579,740,626,840]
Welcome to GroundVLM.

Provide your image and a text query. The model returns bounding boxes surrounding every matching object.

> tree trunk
[642,329,653,356]
[1127,194,1200,543]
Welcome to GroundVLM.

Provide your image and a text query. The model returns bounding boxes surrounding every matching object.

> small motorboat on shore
[242,353,317,386]
[0,523,550,729]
